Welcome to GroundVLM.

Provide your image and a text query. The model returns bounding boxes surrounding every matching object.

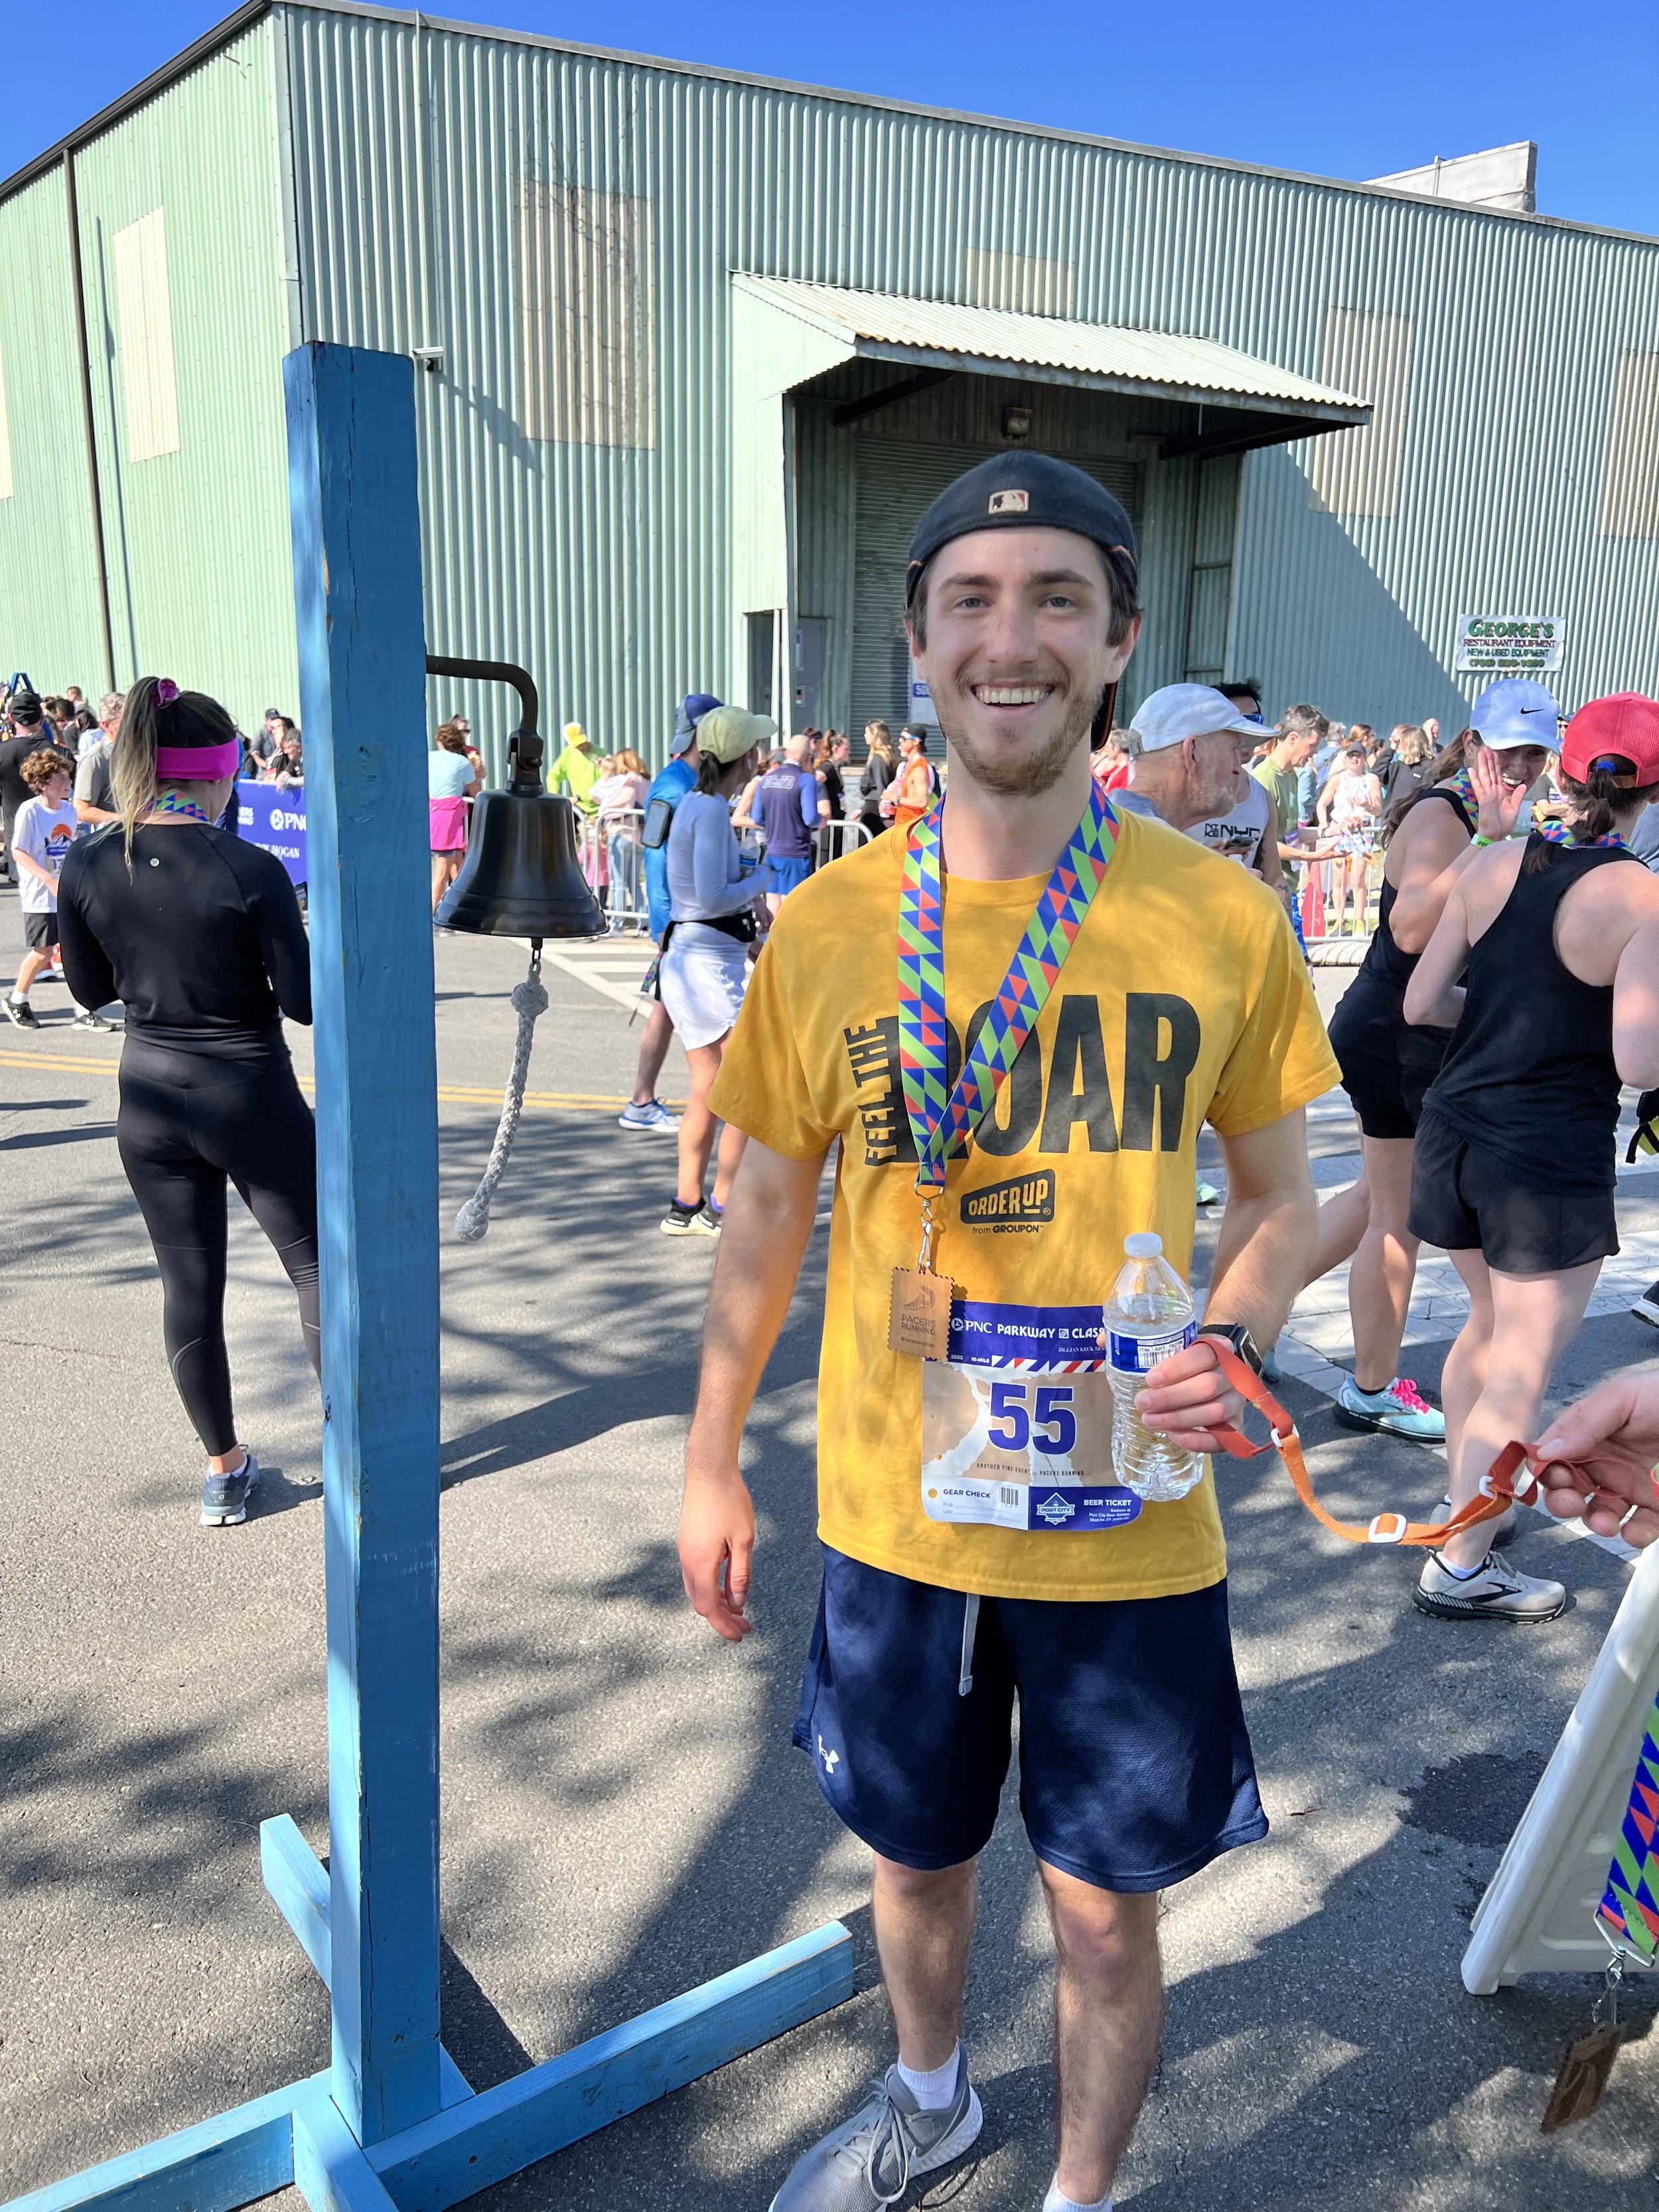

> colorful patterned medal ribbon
[1536,820,1626,849]
[1597,1688,1659,1964]
[897,783,1121,1197]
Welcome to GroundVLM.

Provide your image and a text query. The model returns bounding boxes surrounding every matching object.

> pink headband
[155,740,242,780]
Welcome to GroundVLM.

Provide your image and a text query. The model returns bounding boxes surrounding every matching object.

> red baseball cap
[1559,693,1659,786]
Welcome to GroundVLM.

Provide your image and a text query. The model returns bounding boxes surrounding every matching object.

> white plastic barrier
[1463,1535,1659,1991]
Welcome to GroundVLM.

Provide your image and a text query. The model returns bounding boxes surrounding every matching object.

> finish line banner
[236,780,307,885]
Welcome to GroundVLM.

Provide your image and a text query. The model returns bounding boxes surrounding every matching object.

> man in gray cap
[679,454,1335,2212]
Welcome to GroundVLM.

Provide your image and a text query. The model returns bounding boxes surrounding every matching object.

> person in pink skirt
[429,720,480,913]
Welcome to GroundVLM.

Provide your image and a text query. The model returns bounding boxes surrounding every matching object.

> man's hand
[676,1139,829,1643]
[1135,1339,1245,1451]
[1530,1380,1659,1548]
[678,1461,757,1641]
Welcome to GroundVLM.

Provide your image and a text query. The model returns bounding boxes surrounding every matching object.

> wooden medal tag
[1540,2021,1623,2133]
[889,1268,956,1362]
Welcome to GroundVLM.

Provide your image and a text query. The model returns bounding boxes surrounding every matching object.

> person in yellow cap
[547,721,600,814]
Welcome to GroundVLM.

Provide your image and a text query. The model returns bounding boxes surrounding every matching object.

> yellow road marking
[0,1051,680,1112]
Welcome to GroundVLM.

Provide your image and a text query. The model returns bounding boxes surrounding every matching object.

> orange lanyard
[1206,1343,1524,1548]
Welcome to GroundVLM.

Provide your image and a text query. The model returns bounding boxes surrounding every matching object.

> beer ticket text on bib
[919,1300,1143,1533]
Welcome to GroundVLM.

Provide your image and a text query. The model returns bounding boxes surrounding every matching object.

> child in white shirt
[5,749,108,1031]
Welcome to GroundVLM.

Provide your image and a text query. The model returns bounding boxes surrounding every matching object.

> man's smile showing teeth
[974,685,1052,705]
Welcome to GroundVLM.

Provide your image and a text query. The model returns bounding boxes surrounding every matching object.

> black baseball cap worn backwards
[905,452,1139,609]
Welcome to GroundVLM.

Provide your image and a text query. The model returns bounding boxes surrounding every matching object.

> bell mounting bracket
[425,654,544,793]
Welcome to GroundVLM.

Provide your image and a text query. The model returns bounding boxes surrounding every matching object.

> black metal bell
[435,727,605,940]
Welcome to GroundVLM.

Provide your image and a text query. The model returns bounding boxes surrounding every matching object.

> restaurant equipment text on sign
[1454,614,1565,676]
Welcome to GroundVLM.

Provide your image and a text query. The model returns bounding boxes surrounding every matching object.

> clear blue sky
[10,0,1657,238]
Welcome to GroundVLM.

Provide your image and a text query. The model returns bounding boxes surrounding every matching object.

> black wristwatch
[1196,1322,1266,1378]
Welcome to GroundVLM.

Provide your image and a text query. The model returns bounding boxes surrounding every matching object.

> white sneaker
[1413,1548,1565,1624]
[618,1097,680,1132]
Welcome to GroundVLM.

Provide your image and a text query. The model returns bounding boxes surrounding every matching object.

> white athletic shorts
[660,923,749,1049]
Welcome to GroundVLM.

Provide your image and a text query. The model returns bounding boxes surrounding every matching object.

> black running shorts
[23,911,60,951]
[1328,976,1415,1140]
[1408,1108,1618,1275]
[1333,1046,1416,1141]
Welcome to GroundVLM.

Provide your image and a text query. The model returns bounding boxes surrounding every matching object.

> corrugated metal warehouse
[4,0,1659,768]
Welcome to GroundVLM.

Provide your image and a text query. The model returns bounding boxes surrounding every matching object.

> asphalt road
[3,890,1657,2210]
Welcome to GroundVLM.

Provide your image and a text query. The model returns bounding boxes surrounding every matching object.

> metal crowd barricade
[579,805,651,934]
[569,804,869,938]
[816,818,870,865]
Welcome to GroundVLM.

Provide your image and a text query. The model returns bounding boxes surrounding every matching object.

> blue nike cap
[905,453,1138,609]
[1470,678,1561,751]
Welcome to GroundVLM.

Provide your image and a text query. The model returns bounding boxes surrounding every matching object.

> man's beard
[936,683,1101,797]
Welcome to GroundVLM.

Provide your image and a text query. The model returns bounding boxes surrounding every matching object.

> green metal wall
[0,175,106,691]
[0,20,297,731]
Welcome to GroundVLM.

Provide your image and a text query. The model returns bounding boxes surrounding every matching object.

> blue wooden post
[285,342,444,2145]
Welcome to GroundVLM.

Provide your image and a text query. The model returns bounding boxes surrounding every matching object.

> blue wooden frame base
[4,1889,852,2212]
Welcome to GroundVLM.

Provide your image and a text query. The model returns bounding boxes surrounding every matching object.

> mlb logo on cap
[988,489,1029,514]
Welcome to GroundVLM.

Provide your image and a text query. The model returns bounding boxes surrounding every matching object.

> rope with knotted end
[454,942,549,1240]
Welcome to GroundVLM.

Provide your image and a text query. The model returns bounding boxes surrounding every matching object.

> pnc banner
[1454,613,1566,676]
[236,779,307,886]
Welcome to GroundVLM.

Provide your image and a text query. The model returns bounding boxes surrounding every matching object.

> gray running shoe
[1413,1548,1565,1624]
[199,1453,259,1528]
[769,2052,981,2211]
[1430,1491,1518,1548]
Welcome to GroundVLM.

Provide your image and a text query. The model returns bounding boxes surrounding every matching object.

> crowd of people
[9,448,1659,2212]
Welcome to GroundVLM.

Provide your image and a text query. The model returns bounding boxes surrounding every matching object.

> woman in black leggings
[57,675,319,1527]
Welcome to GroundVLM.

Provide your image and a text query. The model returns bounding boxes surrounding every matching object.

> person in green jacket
[547,721,600,814]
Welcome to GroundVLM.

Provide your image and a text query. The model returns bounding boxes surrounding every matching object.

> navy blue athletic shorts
[792,1546,1266,1892]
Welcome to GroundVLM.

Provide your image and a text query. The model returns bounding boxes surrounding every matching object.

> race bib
[919,1301,1143,1534]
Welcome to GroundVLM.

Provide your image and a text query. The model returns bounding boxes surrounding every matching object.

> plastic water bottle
[1105,1232,1204,1502]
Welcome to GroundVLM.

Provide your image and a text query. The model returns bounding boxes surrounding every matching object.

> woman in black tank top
[1313,704,1553,1441]
[1402,695,1659,1623]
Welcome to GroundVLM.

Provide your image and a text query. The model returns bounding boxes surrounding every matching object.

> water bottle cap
[1123,1232,1163,1258]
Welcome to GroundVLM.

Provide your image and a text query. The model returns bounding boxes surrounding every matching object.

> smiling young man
[679,454,1337,2212]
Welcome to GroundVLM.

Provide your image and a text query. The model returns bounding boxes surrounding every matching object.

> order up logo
[961,1170,1056,1226]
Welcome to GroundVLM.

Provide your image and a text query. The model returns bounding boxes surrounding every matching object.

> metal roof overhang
[733,273,1371,457]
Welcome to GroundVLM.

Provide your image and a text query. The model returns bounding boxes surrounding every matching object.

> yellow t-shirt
[709,807,1338,1604]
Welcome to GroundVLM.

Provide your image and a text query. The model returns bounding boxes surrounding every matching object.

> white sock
[895,2042,960,2112]
[1045,2182,1112,2212]
[9,988,29,1004]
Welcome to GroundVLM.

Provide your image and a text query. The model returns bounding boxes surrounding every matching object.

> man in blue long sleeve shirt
[620,692,721,1132]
